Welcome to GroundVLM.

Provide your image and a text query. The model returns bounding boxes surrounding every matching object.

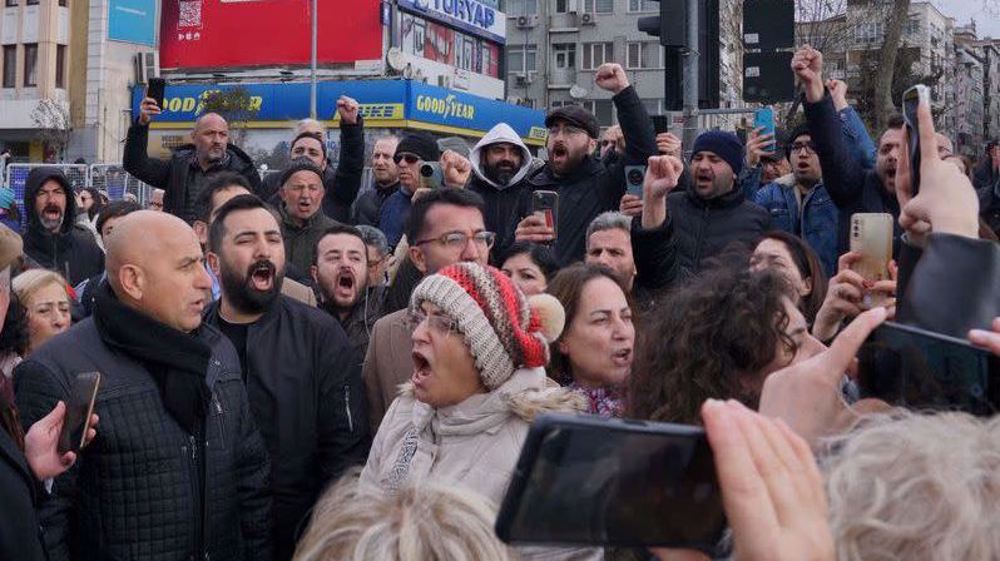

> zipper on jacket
[344,384,354,433]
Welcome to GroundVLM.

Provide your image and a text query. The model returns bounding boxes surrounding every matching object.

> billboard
[159,0,382,69]
[397,0,505,44]
[108,0,157,46]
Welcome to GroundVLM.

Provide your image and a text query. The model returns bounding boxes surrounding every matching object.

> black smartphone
[902,84,928,196]
[495,414,726,552]
[146,77,166,110]
[651,115,670,135]
[857,322,1000,416]
[624,165,646,198]
[532,190,558,238]
[58,372,101,454]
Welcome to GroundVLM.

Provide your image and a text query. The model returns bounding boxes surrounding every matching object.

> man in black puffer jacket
[666,130,771,278]
[15,211,271,561]
[124,95,262,223]
[21,167,104,285]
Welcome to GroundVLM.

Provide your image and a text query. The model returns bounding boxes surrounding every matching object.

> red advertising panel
[160,0,382,68]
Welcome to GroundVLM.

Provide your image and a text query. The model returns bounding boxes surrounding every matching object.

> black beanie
[395,132,441,162]
[785,124,812,160]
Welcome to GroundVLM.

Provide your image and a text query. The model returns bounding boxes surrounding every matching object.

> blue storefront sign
[131,80,547,144]
[108,0,157,46]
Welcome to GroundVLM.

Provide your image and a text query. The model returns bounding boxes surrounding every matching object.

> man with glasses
[363,188,491,432]
[514,63,657,265]
[751,125,838,275]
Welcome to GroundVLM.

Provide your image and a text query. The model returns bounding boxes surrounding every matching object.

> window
[554,0,568,13]
[642,99,662,115]
[628,0,658,12]
[4,0,17,7]
[58,0,67,6]
[583,0,613,13]
[582,100,615,126]
[553,43,576,69]
[26,0,37,5]
[2,46,15,88]
[582,42,613,70]
[507,45,537,73]
[626,41,661,69]
[507,0,537,14]
[23,44,37,87]
[55,45,66,88]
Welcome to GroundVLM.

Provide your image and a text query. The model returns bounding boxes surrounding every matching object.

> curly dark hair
[626,263,797,425]
[0,291,29,357]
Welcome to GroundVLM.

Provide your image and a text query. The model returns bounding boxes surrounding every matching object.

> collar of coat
[685,183,748,209]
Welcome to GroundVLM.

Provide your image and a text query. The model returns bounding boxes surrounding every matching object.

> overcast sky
[932,0,1000,39]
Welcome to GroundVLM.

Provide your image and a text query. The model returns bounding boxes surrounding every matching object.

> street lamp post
[310,0,318,119]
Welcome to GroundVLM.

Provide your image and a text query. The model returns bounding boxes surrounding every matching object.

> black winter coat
[258,121,366,224]
[203,295,370,561]
[804,92,902,254]
[22,167,105,285]
[469,174,533,262]
[14,320,272,561]
[351,182,399,227]
[521,86,657,265]
[123,122,262,222]
[0,427,46,561]
[666,187,771,277]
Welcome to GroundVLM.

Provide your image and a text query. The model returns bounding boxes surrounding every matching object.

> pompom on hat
[409,262,564,390]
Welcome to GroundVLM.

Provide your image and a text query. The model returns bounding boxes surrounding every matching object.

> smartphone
[753,106,777,154]
[857,322,1000,416]
[146,77,166,111]
[902,84,929,196]
[496,414,726,551]
[57,372,101,454]
[419,162,443,190]
[651,115,670,136]
[849,213,893,307]
[532,190,558,237]
[624,165,646,198]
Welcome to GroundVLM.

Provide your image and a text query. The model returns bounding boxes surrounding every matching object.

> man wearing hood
[22,167,104,285]
[468,122,535,259]
[124,96,262,223]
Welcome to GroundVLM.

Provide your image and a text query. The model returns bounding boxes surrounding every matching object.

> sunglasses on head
[394,153,421,165]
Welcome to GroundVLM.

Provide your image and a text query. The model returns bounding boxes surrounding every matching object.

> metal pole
[682,0,699,152]
[310,0,318,119]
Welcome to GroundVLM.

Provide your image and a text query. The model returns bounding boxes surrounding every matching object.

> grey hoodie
[470,123,534,191]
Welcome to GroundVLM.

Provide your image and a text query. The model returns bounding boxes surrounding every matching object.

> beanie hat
[409,262,564,390]
[0,225,23,270]
[278,157,325,188]
[396,132,441,162]
[784,124,811,161]
[691,130,745,177]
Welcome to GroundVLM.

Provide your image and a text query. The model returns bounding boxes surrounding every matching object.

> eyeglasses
[548,125,586,138]
[790,141,817,154]
[414,231,496,250]
[404,309,461,335]
[393,153,421,165]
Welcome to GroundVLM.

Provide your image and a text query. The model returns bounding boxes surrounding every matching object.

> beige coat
[361,308,413,433]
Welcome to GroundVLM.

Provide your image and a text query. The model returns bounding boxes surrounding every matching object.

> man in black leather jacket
[15,211,271,561]
[203,195,369,561]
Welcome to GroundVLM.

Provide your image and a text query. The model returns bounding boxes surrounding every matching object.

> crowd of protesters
[0,48,999,561]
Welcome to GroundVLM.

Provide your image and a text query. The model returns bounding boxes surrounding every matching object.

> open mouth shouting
[411,349,432,388]
[249,260,276,292]
[611,347,633,368]
[333,268,357,303]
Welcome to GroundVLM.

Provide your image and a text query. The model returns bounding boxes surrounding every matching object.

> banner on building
[108,0,158,46]
[397,0,506,44]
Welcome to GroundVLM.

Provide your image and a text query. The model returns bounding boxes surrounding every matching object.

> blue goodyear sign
[108,0,157,46]
[132,80,545,142]
[398,0,506,44]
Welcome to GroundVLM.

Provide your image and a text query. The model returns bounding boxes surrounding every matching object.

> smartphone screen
[58,372,101,454]
[651,115,670,136]
[902,85,927,196]
[532,190,558,237]
[147,78,166,110]
[753,106,776,154]
[857,322,999,416]
[496,414,726,551]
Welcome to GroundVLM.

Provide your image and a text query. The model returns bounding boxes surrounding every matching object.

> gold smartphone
[850,213,893,307]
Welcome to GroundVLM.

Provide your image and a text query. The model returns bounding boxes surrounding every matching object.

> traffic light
[636,0,719,110]
[742,0,796,103]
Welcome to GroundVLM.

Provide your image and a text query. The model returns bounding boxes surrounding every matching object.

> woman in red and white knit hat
[360,261,587,507]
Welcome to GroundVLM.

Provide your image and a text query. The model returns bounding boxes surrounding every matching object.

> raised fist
[791,46,825,103]
[336,96,360,125]
[595,63,630,95]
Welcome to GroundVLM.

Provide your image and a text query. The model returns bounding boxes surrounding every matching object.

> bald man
[124,91,262,222]
[14,211,272,561]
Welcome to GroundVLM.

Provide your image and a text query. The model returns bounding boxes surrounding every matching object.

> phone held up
[902,84,930,196]
[57,372,101,455]
[496,414,726,553]
[849,212,893,308]
[419,162,444,190]
[532,190,559,239]
[146,77,166,111]
[753,106,777,154]
[624,166,646,198]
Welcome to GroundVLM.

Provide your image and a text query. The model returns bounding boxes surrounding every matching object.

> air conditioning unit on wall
[516,15,539,28]
[580,13,595,25]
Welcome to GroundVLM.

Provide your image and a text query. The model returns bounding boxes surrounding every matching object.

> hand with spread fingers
[746,127,777,168]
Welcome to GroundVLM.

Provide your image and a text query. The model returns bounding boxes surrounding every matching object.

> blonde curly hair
[823,412,1000,561]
